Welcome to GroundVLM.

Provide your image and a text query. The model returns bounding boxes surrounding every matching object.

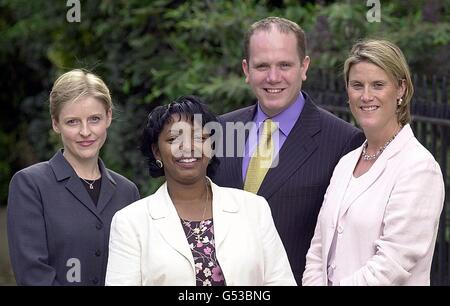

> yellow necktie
[244,119,278,194]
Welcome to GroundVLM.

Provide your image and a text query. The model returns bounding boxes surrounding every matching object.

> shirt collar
[255,92,305,136]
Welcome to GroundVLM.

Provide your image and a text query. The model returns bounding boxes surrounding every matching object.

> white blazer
[303,124,444,286]
[106,178,296,286]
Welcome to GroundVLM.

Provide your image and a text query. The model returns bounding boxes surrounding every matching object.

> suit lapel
[49,150,100,218]
[148,183,195,269]
[229,153,244,188]
[338,124,415,218]
[328,148,361,229]
[258,97,321,200]
[338,150,387,217]
[322,151,357,258]
[209,179,238,249]
[221,105,256,188]
[64,175,99,216]
[96,159,116,213]
[147,180,240,272]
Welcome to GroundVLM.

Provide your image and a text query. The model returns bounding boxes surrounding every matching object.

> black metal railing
[304,69,450,285]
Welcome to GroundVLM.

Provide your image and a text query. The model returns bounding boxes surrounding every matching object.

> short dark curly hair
[140,95,220,178]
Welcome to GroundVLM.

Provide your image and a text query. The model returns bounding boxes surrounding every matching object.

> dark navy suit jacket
[211,92,365,284]
[7,150,140,285]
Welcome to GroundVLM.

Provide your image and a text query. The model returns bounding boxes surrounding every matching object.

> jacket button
[96,223,103,230]
[95,250,101,257]
[92,277,99,284]
[337,225,344,233]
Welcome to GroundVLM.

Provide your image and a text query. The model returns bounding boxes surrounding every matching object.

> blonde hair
[343,39,414,126]
[49,69,113,121]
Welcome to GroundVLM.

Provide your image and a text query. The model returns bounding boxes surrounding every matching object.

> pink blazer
[303,124,445,285]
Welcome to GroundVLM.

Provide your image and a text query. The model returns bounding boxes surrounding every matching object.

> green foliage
[1,0,449,204]
[306,1,450,75]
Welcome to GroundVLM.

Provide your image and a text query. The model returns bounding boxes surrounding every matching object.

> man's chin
[259,100,291,116]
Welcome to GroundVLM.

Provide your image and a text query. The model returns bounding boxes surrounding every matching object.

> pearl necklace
[361,126,402,161]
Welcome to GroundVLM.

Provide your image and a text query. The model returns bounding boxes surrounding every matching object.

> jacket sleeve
[302,169,340,286]
[131,183,140,202]
[258,197,297,286]
[303,156,347,286]
[302,210,325,285]
[339,158,445,285]
[7,170,60,285]
[105,210,142,285]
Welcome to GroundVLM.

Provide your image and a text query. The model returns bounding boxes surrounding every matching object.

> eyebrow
[167,128,208,135]
[62,113,104,119]
[348,79,387,84]
[252,62,269,67]
[168,129,183,134]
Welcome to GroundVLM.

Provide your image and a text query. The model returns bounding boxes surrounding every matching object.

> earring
[347,100,350,104]
[155,160,163,168]
[397,98,403,106]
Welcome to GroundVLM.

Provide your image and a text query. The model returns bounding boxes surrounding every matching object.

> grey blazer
[7,150,140,285]
[211,92,365,284]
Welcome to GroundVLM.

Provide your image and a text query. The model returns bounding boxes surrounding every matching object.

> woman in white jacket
[303,40,444,286]
[106,95,296,286]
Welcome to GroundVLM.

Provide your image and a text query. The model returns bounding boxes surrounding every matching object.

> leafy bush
[1,0,448,203]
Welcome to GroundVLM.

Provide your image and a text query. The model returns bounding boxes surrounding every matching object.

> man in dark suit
[211,17,365,284]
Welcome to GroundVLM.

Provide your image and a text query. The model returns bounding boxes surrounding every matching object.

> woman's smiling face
[152,114,212,185]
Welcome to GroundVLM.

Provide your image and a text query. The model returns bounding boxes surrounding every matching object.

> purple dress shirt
[242,92,305,182]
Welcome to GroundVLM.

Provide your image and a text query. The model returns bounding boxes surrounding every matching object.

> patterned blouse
[180,218,226,286]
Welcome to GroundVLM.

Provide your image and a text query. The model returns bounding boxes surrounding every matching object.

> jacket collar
[147,177,239,272]
[258,91,321,199]
[333,124,414,219]
[49,149,117,218]
[221,105,256,188]
[221,91,322,197]
[49,149,116,184]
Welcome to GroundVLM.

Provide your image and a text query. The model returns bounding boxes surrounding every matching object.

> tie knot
[261,119,277,138]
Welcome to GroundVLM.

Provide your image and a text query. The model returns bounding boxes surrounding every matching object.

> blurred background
[0,0,448,285]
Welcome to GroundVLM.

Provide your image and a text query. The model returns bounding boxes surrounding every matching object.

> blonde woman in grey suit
[7,70,139,285]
